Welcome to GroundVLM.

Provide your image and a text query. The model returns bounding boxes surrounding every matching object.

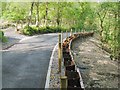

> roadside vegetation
[0,30,8,43]
[22,26,66,36]
[1,2,119,60]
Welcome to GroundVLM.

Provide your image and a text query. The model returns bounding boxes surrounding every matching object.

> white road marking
[45,43,58,89]
[19,36,38,42]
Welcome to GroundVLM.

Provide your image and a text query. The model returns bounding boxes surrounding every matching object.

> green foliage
[95,2,119,60]
[1,2,30,21]
[22,25,66,36]
[1,2,119,59]
[0,30,4,37]
[0,30,8,43]
[22,26,35,36]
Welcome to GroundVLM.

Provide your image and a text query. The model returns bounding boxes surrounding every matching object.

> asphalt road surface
[2,33,60,88]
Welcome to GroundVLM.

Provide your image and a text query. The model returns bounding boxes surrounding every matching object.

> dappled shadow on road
[71,36,118,88]
[1,33,58,51]
[2,33,59,88]
[2,37,20,50]
[2,43,53,88]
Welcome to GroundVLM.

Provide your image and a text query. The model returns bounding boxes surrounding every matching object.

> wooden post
[60,76,67,90]
[15,22,18,32]
[61,32,63,59]
[61,31,63,43]
[58,33,62,73]
[79,29,80,33]
[75,30,76,34]
[66,30,68,37]
[70,29,72,36]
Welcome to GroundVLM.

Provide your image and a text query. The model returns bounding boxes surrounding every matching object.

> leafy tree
[1,2,119,59]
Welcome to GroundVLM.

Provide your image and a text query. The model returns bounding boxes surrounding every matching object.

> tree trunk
[44,2,48,27]
[100,20,103,41]
[35,2,39,27]
[28,2,34,27]
[57,2,61,28]
[97,11,107,42]
[113,13,118,59]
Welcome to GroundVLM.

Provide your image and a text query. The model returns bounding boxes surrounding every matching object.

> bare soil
[71,36,119,88]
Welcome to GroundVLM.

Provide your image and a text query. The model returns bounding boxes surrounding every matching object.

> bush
[22,26,35,36]
[2,36,8,43]
[0,30,4,37]
[22,25,67,36]
[0,30,8,43]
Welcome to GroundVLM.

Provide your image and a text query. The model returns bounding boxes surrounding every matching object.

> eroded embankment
[71,36,119,88]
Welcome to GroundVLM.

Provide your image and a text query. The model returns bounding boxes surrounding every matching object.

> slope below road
[71,37,118,88]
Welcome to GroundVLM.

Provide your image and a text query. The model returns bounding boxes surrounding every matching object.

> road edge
[1,36,38,50]
[45,43,58,89]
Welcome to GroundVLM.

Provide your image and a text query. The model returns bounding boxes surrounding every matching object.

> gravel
[49,46,65,88]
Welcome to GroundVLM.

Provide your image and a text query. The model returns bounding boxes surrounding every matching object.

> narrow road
[1,27,30,50]
[2,33,58,88]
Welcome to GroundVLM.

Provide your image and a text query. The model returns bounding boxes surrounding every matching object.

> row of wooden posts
[58,29,73,72]
[58,30,94,89]
[58,29,73,90]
